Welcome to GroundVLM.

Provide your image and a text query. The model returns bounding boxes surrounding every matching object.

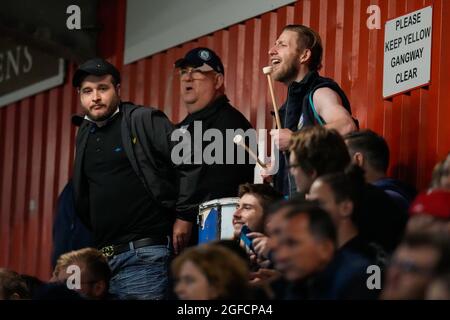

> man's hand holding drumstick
[261,66,293,182]
[270,128,293,152]
[262,65,293,152]
[233,66,294,178]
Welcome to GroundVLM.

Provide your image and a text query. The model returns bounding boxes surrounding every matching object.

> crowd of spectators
[1,129,449,300]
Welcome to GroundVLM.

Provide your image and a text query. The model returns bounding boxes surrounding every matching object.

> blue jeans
[108,242,171,300]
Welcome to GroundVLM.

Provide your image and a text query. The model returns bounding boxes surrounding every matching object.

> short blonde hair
[53,248,111,283]
[171,244,250,299]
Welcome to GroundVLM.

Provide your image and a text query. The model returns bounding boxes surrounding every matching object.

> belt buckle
[101,245,115,257]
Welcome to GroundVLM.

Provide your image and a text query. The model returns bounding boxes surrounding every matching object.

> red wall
[1,0,449,280]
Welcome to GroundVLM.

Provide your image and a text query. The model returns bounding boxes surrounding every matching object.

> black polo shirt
[177,95,255,203]
[83,111,170,247]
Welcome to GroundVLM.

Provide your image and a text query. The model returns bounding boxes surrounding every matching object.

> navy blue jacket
[307,249,378,300]
[372,178,417,213]
[51,180,94,268]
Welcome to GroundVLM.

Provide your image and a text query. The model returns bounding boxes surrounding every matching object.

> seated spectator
[212,239,281,299]
[0,268,30,300]
[381,232,450,300]
[254,200,310,300]
[288,127,350,195]
[20,275,44,298]
[249,198,307,270]
[430,153,450,190]
[407,189,450,235]
[289,126,406,253]
[425,273,450,300]
[232,183,283,239]
[172,244,250,300]
[344,130,416,212]
[308,165,387,269]
[274,202,375,300]
[32,282,85,300]
[241,199,307,294]
[52,248,112,300]
[232,183,283,268]
[213,239,252,268]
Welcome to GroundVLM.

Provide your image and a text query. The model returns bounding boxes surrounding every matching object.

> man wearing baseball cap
[71,58,197,299]
[173,47,255,248]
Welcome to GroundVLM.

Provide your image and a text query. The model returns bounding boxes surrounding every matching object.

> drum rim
[199,197,239,210]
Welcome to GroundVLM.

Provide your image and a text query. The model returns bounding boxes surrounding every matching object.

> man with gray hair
[174,47,256,248]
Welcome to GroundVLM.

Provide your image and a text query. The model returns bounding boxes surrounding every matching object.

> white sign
[383,6,432,98]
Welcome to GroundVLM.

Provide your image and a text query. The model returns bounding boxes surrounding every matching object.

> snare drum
[198,197,239,244]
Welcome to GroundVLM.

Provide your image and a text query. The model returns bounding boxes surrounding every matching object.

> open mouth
[271,58,281,67]
[184,86,193,92]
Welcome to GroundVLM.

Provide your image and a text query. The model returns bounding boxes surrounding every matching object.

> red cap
[409,190,450,219]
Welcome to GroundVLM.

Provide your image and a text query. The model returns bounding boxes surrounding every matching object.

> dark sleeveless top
[274,71,355,197]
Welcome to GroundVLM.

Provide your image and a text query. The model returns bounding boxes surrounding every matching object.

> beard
[86,96,120,122]
[272,58,301,84]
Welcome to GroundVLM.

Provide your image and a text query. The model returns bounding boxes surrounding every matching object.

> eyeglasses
[178,67,214,80]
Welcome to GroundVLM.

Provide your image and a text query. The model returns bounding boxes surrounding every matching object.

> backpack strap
[308,90,325,126]
[308,83,359,129]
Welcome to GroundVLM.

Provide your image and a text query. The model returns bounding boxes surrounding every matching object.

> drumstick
[262,66,282,129]
[233,135,267,168]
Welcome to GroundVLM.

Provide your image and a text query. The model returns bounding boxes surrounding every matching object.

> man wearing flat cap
[173,47,255,247]
[71,58,196,299]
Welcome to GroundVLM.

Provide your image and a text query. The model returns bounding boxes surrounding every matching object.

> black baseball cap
[72,58,121,87]
[174,47,224,75]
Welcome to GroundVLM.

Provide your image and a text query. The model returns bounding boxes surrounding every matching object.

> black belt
[100,237,168,258]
